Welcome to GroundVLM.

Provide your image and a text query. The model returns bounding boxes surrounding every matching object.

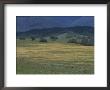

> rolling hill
[17,26,93,37]
[16,26,94,46]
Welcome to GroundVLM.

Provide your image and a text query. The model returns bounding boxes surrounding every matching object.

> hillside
[16,26,94,46]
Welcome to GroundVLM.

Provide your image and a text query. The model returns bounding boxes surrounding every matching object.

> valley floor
[16,40,94,74]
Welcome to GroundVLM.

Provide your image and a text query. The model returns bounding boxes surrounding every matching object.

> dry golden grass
[17,43,93,61]
[16,40,94,74]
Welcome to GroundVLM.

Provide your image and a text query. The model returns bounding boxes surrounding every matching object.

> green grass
[16,39,94,74]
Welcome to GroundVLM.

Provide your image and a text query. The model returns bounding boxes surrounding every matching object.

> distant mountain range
[16,16,94,45]
[16,16,94,32]
[17,26,94,38]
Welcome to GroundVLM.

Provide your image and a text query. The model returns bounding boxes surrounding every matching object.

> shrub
[39,38,47,42]
[19,37,25,40]
[80,38,94,46]
[67,38,77,43]
[50,36,58,41]
[31,36,35,41]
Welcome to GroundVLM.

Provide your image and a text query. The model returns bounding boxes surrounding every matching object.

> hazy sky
[16,16,94,32]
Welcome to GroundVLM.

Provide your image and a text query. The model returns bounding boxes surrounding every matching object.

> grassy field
[16,39,94,74]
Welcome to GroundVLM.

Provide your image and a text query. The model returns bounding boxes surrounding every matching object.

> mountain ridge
[17,26,94,37]
[16,16,94,32]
